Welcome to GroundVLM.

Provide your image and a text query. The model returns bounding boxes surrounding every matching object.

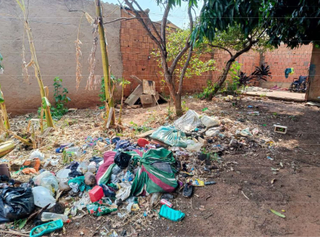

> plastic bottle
[41,212,69,223]
[122,171,134,182]
[64,147,81,158]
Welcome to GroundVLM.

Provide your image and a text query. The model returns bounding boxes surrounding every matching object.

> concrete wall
[0,0,122,115]
[307,44,320,102]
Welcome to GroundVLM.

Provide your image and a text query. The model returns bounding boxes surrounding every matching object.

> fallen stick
[241,190,250,200]
[0,230,29,236]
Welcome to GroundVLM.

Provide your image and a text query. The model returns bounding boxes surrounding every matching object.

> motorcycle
[289,75,308,93]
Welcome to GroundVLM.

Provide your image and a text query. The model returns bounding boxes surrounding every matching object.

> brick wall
[262,44,312,88]
[120,9,217,96]
[120,9,313,95]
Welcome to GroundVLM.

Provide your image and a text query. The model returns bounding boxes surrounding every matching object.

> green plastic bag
[159,205,185,222]
[150,126,188,147]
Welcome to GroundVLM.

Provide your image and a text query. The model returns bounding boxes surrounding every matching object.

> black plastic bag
[0,187,35,223]
[114,151,131,169]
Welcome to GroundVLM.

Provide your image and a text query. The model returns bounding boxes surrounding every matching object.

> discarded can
[204,181,216,185]
[160,199,173,208]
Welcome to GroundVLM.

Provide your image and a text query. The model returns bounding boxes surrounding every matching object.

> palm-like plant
[251,64,272,81]
[239,64,272,86]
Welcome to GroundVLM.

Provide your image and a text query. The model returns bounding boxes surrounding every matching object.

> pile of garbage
[0,109,272,236]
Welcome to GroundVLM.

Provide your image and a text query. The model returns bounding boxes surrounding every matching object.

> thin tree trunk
[95,0,115,127]
[209,59,234,99]
[174,94,182,116]
[208,41,256,99]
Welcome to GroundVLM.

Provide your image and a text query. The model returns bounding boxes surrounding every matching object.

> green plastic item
[29,219,63,237]
[159,205,185,222]
[150,126,188,147]
[86,202,117,216]
[68,176,92,192]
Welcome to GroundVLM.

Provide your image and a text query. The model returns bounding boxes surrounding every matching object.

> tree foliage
[193,0,320,48]
[152,29,215,80]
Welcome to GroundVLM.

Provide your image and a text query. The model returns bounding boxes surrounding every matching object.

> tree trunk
[174,94,182,116]
[164,72,183,116]
[207,59,234,100]
[207,41,255,100]
[95,0,115,127]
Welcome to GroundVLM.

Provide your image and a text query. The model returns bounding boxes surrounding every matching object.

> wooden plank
[143,80,156,95]
[130,75,143,84]
[125,84,143,106]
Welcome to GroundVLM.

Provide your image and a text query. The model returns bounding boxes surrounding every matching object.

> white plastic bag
[32,186,56,208]
[205,127,220,137]
[173,110,202,133]
[201,115,220,128]
[116,182,132,201]
[33,171,59,195]
[29,149,45,161]
[186,142,203,152]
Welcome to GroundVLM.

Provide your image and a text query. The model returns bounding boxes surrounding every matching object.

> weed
[182,101,189,112]
[38,77,70,120]
[167,106,174,120]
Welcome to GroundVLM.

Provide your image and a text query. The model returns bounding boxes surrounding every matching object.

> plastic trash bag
[29,149,45,161]
[201,115,220,128]
[32,186,56,208]
[0,187,35,223]
[150,126,188,147]
[114,150,131,169]
[205,127,221,137]
[33,171,59,195]
[186,142,203,152]
[173,110,202,133]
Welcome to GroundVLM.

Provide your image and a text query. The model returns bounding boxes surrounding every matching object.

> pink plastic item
[89,186,104,202]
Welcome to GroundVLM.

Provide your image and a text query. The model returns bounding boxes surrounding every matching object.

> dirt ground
[2,95,320,237]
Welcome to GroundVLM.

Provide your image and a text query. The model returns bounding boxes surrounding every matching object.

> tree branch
[178,5,193,95]
[103,16,136,25]
[208,44,233,57]
[123,0,163,50]
[161,3,171,48]
[233,39,257,60]
[131,0,163,47]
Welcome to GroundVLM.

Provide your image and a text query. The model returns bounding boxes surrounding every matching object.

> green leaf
[18,218,28,229]
[270,209,286,218]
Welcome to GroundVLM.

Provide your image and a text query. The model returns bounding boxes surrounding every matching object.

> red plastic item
[137,138,150,148]
[89,186,104,202]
